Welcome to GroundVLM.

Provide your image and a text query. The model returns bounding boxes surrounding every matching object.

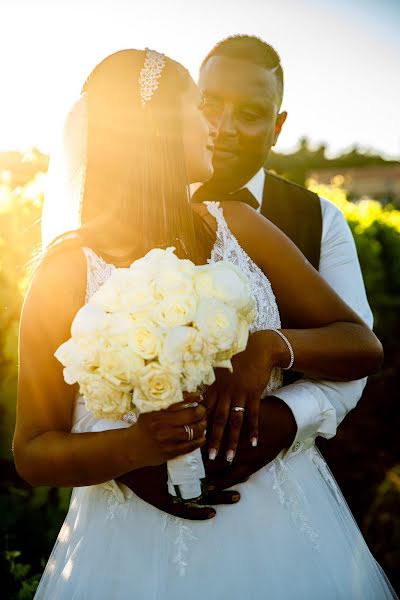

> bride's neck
[95,244,147,267]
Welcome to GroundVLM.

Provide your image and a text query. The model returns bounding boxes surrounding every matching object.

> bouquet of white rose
[55,247,256,502]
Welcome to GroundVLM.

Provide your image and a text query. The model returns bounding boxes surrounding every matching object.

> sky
[0,0,399,158]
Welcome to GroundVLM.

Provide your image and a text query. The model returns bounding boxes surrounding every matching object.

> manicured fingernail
[232,494,240,502]
[226,450,234,462]
[209,448,217,460]
[207,511,215,519]
[204,429,207,436]
[251,437,258,447]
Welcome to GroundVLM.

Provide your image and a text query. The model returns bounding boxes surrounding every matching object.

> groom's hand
[118,465,240,520]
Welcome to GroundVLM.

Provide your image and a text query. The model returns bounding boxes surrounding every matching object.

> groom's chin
[210,157,239,186]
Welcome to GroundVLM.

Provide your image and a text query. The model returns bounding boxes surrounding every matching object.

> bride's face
[181,79,214,184]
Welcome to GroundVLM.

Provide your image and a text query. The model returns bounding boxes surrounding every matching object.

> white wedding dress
[34,203,397,599]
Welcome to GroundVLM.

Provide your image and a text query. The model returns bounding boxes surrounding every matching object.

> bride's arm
[13,248,206,488]
[222,201,383,380]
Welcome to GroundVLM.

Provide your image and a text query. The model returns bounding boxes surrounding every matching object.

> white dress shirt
[242,168,373,456]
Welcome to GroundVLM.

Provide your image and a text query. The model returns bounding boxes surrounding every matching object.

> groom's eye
[236,106,262,122]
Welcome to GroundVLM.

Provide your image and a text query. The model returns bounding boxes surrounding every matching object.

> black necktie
[192,186,259,210]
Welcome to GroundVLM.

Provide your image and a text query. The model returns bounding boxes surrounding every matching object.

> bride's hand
[206,330,283,462]
[133,396,208,468]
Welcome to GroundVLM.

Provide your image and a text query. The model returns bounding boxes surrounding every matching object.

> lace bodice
[82,247,115,303]
[205,201,282,393]
[206,202,281,335]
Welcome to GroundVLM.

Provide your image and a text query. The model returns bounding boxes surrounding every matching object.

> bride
[14,49,396,599]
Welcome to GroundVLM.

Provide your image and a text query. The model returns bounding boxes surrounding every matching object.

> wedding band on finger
[184,424,194,441]
[231,406,245,413]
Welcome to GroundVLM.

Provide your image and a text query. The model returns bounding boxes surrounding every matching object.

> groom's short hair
[201,35,284,108]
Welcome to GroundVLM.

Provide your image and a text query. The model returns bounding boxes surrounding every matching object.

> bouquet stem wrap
[167,448,207,502]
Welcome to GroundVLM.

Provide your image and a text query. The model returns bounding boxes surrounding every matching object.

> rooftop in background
[308,165,400,206]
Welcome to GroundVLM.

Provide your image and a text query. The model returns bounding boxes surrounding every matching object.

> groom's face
[199,56,286,190]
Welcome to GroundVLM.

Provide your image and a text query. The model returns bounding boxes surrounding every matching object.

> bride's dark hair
[42,49,206,265]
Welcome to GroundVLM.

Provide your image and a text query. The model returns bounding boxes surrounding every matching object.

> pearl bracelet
[271,329,295,370]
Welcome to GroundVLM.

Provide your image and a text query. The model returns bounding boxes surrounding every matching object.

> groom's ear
[272,111,287,146]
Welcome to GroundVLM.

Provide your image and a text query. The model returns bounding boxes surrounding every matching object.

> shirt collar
[189,167,266,207]
[240,168,265,209]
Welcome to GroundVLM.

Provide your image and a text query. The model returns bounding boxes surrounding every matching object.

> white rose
[134,362,183,412]
[194,262,256,323]
[55,338,98,384]
[182,358,215,393]
[98,344,145,385]
[153,296,197,328]
[155,269,195,298]
[80,374,132,421]
[90,268,156,314]
[159,326,204,373]
[105,312,135,347]
[131,247,195,281]
[128,322,162,360]
[70,303,108,339]
[209,317,249,367]
[130,247,178,278]
[194,298,238,352]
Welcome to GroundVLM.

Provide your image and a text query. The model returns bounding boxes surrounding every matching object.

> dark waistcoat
[261,171,322,382]
[261,170,322,272]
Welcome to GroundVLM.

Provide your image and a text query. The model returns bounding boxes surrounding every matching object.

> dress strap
[204,201,232,250]
[82,247,115,302]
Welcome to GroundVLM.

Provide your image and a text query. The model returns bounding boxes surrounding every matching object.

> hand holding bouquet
[55,247,256,501]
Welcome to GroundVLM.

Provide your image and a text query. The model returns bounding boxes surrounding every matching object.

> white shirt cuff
[271,381,338,458]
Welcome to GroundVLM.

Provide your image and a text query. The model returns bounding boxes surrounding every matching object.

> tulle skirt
[34,446,397,600]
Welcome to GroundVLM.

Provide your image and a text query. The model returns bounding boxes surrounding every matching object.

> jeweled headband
[139,48,166,106]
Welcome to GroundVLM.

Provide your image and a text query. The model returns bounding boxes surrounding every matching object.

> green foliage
[307,181,400,345]
[0,175,44,457]
[1,482,71,599]
[4,551,41,599]
[363,465,400,582]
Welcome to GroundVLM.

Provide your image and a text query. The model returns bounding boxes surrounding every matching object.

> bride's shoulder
[23,246,87,325]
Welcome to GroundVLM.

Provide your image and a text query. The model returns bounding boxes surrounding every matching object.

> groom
[193,34,373,464]
[119,35,373,517]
